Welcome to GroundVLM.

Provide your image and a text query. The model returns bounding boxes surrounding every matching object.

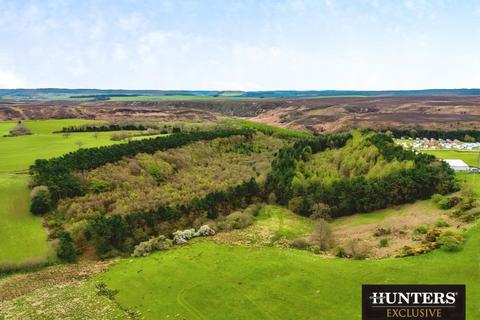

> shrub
[30,186,52,215]
[396,243,440,258]
[437,196,461,210]
[290,238,310,250]
[459,209,480,223]
[89,179,110,193]
[225,211,253,229]
[438,231,464,252]
[195,225,216,237]
[132,235,173,257]
[128,161,142,176]
[374,227,391,237]
[95,282,118,299]
[425,228,442,242]
[243,204,261,217]
[57,231,77,263]
[309,203,331,220]
[147,164,164,184]
[379,238,389,247]
[335,246,347,258]
[309,219,334,251]
[431,194,445,204]
[435,219,450,228]
[414,226,428,235]
[346,239,370,260]
[172,229,196,245]
[288,196,305,215]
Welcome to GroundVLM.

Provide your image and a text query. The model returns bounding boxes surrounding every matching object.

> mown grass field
[99,222,480,320]
[422,149,480,167]
[0,119,131,173]
[0,175,50,262]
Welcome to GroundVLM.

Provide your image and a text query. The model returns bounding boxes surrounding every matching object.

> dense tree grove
[85,179,259,257]
[30,129,253,201]
[58,135,283,220]
[265,132,352,203]
[57,123,158,133]
[383,128,480,142]
[266,130,458,218]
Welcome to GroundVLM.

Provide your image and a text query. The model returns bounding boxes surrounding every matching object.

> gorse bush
[414,226,428,235]
[57,231,77,263]
[438,231,464,252]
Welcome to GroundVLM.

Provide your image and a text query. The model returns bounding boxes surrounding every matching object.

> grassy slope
[256,205,313,239]
[0,119,128,173]
[331,199,440,228]
[0,175,50,262]
[99,222,480,320]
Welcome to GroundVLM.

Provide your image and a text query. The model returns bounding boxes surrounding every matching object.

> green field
[99,222,480,320]
[0,119,133,173]
[422,149,480,167]
[0,175,50,262]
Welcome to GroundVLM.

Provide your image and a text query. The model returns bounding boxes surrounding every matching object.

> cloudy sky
[1,0,480,90]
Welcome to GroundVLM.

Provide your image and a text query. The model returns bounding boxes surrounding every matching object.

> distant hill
[2,88,480,101]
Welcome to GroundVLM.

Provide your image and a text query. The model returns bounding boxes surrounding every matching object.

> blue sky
[0,0,479,90]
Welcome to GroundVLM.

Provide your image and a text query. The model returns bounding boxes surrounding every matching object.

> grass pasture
[422,149,480,167]
[0,175,50,262]
[0,119,127,173]
[99,222,480,320]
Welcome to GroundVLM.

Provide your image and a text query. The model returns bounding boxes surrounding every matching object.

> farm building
[444,159,469,171]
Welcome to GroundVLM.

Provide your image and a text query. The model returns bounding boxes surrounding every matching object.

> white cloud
[0,70,25,88]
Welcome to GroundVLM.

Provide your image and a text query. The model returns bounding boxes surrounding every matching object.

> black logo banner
[362,284,465,320]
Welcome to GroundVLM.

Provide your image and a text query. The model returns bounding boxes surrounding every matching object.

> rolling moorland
[4,89,480,134]
[0,96,479,319]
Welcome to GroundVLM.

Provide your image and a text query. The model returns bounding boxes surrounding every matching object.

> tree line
[266,130,458,218]
[30,128,254,202]
[56,123,160,133]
